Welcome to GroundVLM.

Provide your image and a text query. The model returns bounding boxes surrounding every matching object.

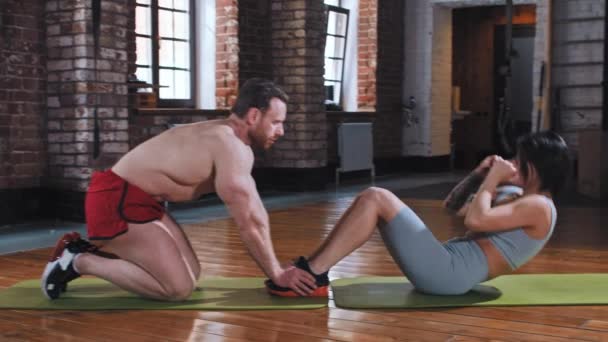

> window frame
[135,0,196,108]
[324,4,350,108]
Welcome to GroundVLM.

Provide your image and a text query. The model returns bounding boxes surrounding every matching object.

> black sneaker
[265,256,329,297]
[41,232,97,299]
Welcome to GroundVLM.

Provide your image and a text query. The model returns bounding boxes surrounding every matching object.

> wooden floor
[1,196,608,341]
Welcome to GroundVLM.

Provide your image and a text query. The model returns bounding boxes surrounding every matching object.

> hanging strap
[92,0,101,159]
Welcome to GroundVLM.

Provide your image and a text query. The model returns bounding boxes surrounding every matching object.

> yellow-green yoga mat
[0,277,327,310]
[332,274,608,309]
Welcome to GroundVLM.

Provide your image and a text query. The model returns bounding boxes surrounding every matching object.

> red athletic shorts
[85,170,165,240]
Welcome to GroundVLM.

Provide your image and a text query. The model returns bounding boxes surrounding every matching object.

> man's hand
[272,266,317,296]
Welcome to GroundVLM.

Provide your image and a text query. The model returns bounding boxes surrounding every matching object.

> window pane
[135,66,152,85]
[324,0,339,6]
[159,9,174,38]
[327,11,347,36]
[135,6,152,35]
[324,80,341,104]
[173,0,188,11]
[324,58,343,82]
[159,69,175,98]
[174,41,189,69]
[325,36,345,58]
[137,0,150,5]
[158,0,172,8]
[174,70,190,99]
[159,69,191,100]
[174,12,189,40]
[136,36,152,65]
[159,40,174,67]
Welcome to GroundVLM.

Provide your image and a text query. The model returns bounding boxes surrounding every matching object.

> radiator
[336,122,375,185]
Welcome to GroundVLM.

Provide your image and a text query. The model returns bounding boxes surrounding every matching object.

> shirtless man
[41,78,318,301]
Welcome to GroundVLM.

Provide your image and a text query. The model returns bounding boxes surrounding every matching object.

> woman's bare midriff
[473,237,513,279]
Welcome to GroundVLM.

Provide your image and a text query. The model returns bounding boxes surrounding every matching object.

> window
[324,2,349,109]
[135,0,195,107]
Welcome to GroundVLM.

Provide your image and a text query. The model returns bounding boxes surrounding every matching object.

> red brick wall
[216,0,239,109]
[0,0,47,189]
[374,0,404,159]
[358,0,377,110]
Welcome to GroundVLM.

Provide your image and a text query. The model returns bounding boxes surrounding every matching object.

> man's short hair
[231,78,289,118]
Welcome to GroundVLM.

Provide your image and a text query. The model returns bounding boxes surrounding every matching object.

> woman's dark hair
[516,131,570,195]
[231,78,288,118]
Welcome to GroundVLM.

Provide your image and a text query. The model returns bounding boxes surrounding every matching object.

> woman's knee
[360,187,404,221]
[360,187,390,204]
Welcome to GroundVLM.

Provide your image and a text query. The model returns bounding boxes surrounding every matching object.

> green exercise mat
[0,277,327,310]
[332,274,608,309]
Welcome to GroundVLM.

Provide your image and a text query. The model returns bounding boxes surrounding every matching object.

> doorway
[451,5,537,168]
[494,25,536,154]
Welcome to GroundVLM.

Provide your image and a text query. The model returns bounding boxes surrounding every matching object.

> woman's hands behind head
[487,157,519,184]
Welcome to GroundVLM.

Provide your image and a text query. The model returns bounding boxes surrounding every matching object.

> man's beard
[248,130,269,150]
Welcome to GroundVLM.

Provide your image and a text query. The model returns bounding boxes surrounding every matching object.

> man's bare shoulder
[177,119,230,135]
[200,122,253,164]
[204,123,243,148]
[180,121,239,145]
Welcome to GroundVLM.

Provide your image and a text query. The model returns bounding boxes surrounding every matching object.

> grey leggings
[379,206,489,295]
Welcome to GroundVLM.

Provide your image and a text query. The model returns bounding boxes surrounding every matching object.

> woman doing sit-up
[267,131,570,296]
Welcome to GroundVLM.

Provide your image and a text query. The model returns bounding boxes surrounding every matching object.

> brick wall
[551,0,605,153]
[238,0,273,81]
[374,0,404,159]
[0,0,47,189]
[266,0,327,170]
[126,0,136,76]
[358,0,377,110]
[0,0,47,224]
[216,0,239,109]
[45,0,131,219]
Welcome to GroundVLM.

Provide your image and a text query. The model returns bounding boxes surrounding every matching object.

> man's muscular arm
[213,136,315,295]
